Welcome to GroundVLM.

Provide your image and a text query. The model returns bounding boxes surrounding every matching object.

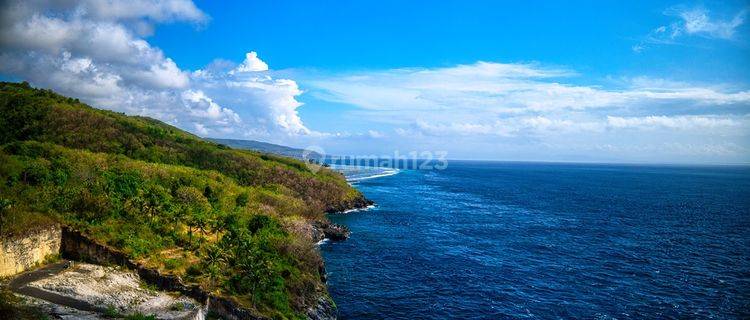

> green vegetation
[123,312,157,320]
[104,305,122,318]
[0,82,363,319]
[0,204,56,237]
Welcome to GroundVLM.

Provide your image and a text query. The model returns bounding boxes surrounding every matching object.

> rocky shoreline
[325,195,374,214]
[308,195,374,319]
[311,221,352,242]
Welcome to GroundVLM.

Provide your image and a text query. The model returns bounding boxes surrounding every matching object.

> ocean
[321,161,750,319]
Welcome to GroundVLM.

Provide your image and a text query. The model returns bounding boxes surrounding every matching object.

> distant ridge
[209,138,322,160]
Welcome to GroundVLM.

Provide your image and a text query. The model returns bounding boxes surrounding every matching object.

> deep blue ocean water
[321,161,750,319]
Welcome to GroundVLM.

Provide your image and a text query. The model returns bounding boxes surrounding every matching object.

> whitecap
[342,204,376,214]
[329,164,401,182]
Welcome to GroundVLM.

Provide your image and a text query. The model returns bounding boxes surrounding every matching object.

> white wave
[315,238,330,245]
[342,204,376,214]
[330,164,401,182]
[347,170,399,182]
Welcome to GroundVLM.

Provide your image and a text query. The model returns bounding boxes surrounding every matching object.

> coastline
[312,166,397,319]
[309,193,375,319]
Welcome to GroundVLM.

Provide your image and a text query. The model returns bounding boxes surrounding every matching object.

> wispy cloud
[635,5,747,52]
[301,61,750,161]
[606,115,746,130]
[669,7,746,40]
[388,115,747,138]
[307,61,749,119]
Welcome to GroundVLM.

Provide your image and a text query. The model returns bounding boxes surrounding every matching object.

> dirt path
[8,260,104,313]
[8,261,202,319]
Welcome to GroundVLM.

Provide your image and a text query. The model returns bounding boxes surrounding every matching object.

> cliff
[0,81,365,319]
[0,225,60,278]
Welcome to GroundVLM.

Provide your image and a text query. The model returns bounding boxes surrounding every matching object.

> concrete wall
[0,225,61,277]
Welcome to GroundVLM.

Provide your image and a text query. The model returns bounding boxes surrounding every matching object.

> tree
[203,244,227,289]
[220,214,288,307]
[208,209,226,241]
[226,232,276,306]
[142,185,172,223]
[193,208,209,238]
[174,186,210,245]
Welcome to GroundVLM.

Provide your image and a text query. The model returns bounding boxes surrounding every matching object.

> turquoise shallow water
[322,161,750,319]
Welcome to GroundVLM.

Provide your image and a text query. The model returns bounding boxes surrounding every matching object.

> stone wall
[0,225,61,277]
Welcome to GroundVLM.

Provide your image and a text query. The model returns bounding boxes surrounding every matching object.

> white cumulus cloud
[231,51,269,73]
[0,0,314,140]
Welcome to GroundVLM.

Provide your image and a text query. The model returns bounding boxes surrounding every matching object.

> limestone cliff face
[0,225,61,277]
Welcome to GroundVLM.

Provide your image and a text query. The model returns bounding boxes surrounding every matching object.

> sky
[1,0,749,163]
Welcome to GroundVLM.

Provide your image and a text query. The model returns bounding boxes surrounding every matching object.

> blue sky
[1,0,749,163]
[155,1,748,78]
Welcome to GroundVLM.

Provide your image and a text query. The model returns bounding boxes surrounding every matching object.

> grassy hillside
[0,82,363,319]
[0,82,364,214]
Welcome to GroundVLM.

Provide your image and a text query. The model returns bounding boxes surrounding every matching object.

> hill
[210,138,323,161]
[0,81,367,319]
